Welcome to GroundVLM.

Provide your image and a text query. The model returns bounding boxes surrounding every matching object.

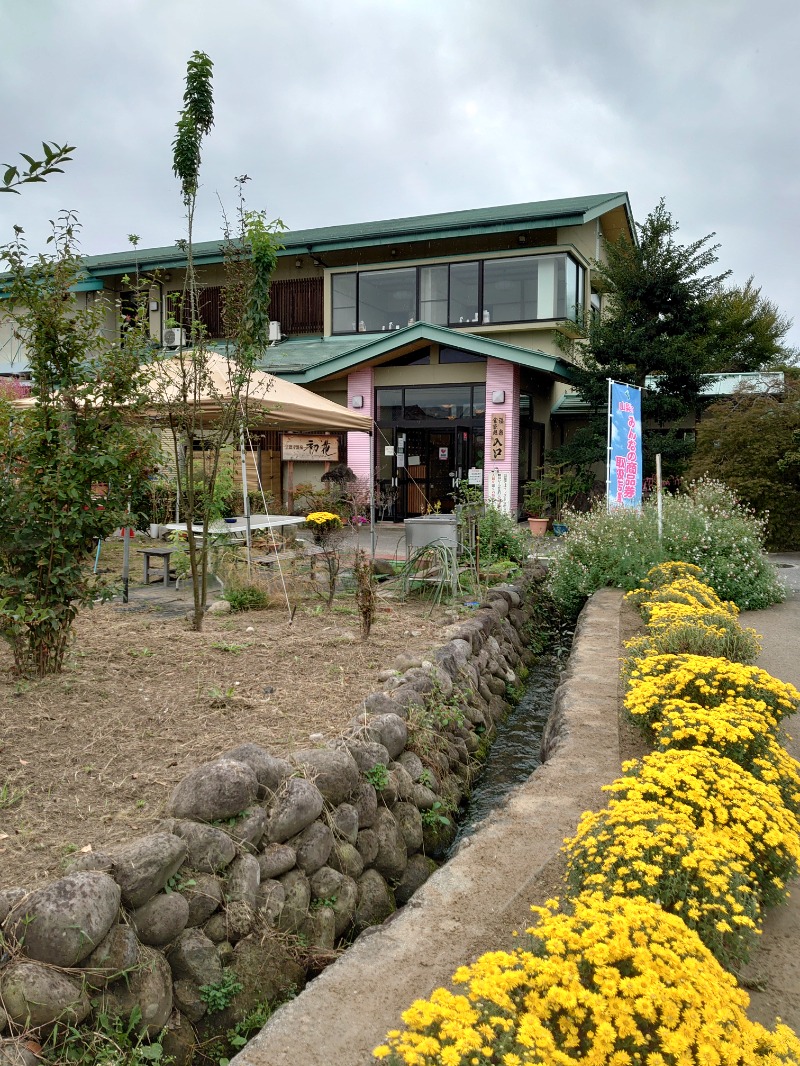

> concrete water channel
[233,588,624,1066]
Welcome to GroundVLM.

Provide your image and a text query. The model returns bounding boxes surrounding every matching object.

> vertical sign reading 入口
[607,380,643,510]
[490,414,506,462]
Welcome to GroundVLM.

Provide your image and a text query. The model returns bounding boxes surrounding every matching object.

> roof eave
[264,323,574,384]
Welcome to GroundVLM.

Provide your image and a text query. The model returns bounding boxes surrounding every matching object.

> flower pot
[552,522,569,537]
[527,517,549,537]
[149,523,161,540]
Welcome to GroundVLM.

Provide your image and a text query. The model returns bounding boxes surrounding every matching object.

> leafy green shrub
[546,479,784,613]
[200,969,244,1013]
[222,582,270,612]
[477,505,529,566]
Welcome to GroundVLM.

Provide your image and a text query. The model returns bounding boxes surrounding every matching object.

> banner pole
[606,378,613,513]
[656,452,663,541]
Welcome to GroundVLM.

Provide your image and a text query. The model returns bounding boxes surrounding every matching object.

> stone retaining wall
[0,578,538,1064]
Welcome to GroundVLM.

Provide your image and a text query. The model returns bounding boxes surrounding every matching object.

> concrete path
[739,552,800,1030]
[233,589,624,1066]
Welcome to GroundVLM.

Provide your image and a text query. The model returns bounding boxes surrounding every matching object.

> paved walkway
[739,552,800,1030]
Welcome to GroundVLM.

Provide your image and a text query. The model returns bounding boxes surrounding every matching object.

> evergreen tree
[687,374,800,550]
[556,200,791,477]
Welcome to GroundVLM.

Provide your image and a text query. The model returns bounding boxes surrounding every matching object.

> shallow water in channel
[448,652,564,853]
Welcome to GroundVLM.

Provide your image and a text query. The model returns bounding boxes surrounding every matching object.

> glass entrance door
[396,428,456,517]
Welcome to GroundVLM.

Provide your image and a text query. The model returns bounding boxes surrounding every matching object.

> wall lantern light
[491,390,505,404]
[351,395,364,408]
[295,257,303,268]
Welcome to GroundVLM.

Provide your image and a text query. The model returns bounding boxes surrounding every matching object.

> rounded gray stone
[0,1038,41,1065]
[396,751,424,781]
[277,869,311,933]
[258,843,297,880]
[167,927,223,987]
[327,841,365,881]
[80,923,139,989]
[130,891,190,947]
[336,738,391,774]
[353,781,378,829]
[102,944,173,1036]
[256,879,286,925]
[290,748,360,805]
[392,801,424,854]
[1,961,90,1030]
[290,821,334,875]
[309,866,345,901]
[307,904,336,953]
[355,828,379,868]
[410,783,440,810]
[354,869,395,934]
[330,802,360,844]
[224,854,261,941]
[221,743,292,794]
[394,854,438,905]
[4,872,120,967]
[167,758,259,822]
[227,807,268,853]
[362,714,408,759]
[111,833,188,908]
[265,778,324,843]
[182,873,224,927]
[330,875,358,939]
[372,809,408,883]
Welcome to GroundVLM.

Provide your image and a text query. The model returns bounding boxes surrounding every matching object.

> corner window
[331,252,586,334]
[332,274,357,333]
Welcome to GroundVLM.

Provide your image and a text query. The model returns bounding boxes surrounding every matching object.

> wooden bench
[136,547,177,587]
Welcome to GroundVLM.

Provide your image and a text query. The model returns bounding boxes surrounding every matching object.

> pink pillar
[484,359,520,514]
[346,367,374,481]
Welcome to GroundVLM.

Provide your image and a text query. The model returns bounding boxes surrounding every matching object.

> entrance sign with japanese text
[281,434,339,462]
[607,380,642,510]
[490,414,506,462]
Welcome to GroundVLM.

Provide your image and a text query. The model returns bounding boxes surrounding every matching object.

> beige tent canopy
[11,351,373,434]
[144,351,373,433]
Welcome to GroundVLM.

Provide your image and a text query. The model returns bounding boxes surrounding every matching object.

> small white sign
[397,454,406,468]
[384,445,395,456]
[408,455,421,466]
[438,446,449,460]
[467,467,483,486]
[487,468,511,514]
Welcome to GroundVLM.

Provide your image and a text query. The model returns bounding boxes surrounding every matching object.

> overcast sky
[2,0,799,348]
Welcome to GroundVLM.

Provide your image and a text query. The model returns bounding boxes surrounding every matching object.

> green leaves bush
[546,478,784,613]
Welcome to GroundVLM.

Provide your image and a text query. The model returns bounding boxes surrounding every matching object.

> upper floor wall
[3,193,633,369]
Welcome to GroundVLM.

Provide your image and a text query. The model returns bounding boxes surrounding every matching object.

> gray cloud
[2,0,798,346]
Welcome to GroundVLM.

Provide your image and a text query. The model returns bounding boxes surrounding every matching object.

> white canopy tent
[12,352,377,587]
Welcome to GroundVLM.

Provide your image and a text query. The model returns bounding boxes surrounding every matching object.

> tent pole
[369,430,376,560]
[240,426,252,576]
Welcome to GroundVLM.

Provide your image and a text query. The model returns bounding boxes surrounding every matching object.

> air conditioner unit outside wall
[162,327,186,348]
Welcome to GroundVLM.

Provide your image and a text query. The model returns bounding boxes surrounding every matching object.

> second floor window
[332,253,585,334]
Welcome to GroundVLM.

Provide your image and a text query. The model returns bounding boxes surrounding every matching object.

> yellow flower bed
[374,894,800,1065]
[375,563,800,1063]
[625,653,800,735]
[627,575,737,618]
[651,698,775,770]
[606,748,800,907]
[564,798,759,966]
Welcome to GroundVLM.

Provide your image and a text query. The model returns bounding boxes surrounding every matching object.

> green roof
[81,192,633,276]
[255,322,574,384]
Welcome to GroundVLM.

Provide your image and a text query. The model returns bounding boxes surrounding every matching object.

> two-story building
[0,192,635,515]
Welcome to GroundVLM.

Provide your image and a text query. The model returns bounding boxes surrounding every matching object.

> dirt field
[0,552,450,889]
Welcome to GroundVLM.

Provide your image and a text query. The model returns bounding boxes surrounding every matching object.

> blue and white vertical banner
[607,380,643,511]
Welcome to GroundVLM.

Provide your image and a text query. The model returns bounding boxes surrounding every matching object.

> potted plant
[522,479,550,536]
